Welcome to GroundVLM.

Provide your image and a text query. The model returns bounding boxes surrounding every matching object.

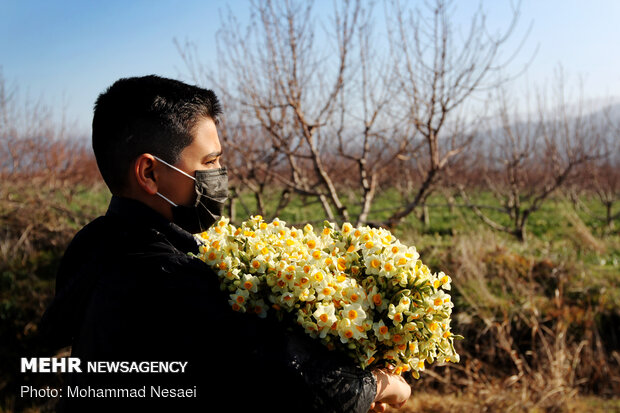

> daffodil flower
[196,216,462,376]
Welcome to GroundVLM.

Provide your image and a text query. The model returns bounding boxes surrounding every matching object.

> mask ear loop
[153,156,196,207]
[153,155,196,181]
[155,192,179,207]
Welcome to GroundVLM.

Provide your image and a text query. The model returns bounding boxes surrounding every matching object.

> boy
[40,75,409,412]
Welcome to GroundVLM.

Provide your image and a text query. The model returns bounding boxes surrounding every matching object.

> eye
[203,152,222,166]
[204,157,223,168]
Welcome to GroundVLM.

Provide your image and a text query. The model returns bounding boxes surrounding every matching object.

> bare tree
[568,162,619,234]
[566,110,620,234]
[178,0,529,227]
[0,69,95,184]
[457,76,603,242]
[179,0,409,225]
[382,0,529,228]
[0,69,101,258]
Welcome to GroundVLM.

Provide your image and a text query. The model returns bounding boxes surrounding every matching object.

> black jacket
[39,196,376,413]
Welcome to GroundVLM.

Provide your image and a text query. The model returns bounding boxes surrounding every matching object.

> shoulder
[65,216,109,248]
[56,216,109,283]
[59,215,216,291]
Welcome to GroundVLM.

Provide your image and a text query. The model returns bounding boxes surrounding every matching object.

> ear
[134,154,159,195]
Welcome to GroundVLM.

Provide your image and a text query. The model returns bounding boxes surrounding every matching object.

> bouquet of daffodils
[194,215,461,378]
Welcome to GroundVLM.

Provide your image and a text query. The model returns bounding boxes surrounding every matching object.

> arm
[277,328,378,413]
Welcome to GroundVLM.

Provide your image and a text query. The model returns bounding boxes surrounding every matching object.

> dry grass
[402,228,620,412]
[563,209,607,254]
[394,391,620,413]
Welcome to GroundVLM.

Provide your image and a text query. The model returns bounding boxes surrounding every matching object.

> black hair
[92,75,221,194]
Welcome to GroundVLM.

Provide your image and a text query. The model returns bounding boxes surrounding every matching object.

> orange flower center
[373,294,382,306]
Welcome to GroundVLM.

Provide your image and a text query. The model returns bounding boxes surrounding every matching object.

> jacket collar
[106,196,200,254]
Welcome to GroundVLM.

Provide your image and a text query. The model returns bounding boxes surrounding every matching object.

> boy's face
[156,116,223,208]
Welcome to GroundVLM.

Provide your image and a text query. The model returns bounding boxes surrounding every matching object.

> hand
[371,368,411,411]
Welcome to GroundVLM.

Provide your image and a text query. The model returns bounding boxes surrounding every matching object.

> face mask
[153,156,228,234]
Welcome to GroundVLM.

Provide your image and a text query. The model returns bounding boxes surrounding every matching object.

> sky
[1,0,619,137]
